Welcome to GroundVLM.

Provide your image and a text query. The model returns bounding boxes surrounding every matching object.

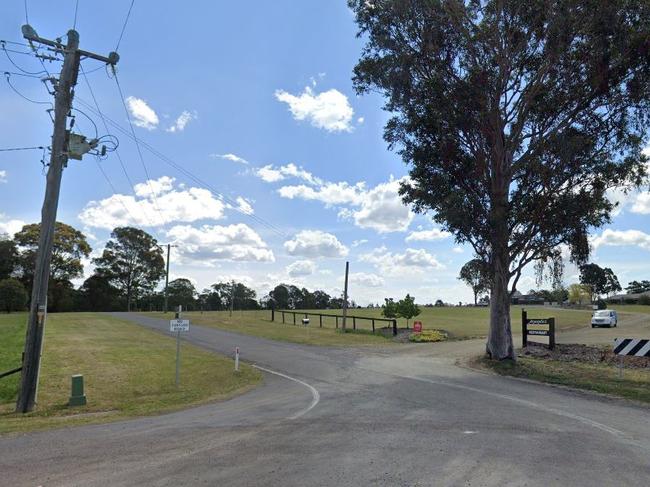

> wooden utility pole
[16,26,118,413]
[164,243,171,313]
[341,261,349,331]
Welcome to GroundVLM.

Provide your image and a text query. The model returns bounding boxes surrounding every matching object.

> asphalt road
[1,312,649,486]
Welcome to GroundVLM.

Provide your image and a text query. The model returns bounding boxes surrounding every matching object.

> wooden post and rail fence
[271,309,398,336]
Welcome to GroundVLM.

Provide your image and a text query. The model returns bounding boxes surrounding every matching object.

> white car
[591,310,618,328]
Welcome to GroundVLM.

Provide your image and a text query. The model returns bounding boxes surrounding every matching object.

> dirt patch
[522,343,650,369]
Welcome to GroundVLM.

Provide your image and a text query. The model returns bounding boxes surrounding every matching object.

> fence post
[335,316,338,329]
[319,314,322,328]
[293,313,296,325]
[521,309,527,348]
[392,319,397,336]
[372,319,375,333]
[353,316,356,330]
[549,317,555,350]
[282,311,285,324]
[271,309,275,322]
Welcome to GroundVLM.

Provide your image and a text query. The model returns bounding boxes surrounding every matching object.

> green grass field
[609,304,650,315]
[0,313,261,434]
[147,310,394,346]
[147,305,593,345]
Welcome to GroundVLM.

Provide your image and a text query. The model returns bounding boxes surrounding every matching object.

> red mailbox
[413,321,423,333]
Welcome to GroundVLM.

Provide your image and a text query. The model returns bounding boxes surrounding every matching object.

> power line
[4,72,51,105]
[0,146,45,152]
[93,157,138,223]
[75,96,287,237]
[2,70,41,78]
[1,41,46,75]
[115,0,135,52]
[113,71,167,226]
[79,64,152,222]
[24,0,29,24]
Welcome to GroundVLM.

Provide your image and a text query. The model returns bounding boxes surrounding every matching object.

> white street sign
[169,319,190,332]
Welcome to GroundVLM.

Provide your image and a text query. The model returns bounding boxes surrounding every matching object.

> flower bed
[409,330,447,343]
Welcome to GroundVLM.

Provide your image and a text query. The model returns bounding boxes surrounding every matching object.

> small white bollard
[234,347,240,372]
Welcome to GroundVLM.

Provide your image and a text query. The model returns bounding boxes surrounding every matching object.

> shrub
[409,330,447,343]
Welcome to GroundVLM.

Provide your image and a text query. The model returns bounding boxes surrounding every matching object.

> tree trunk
[486,212,515,360]
[486,152,515,360]
[473,290,478,306]
[126,283,132,312]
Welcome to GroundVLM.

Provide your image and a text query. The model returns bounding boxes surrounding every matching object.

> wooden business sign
[522,310,555,350]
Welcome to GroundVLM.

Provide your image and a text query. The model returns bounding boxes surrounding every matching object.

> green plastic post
[68,374,87,407]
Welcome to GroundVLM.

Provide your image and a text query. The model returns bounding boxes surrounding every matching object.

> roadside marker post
[169,305,190,387]
[613,338,650,380]
[235,347,240,372]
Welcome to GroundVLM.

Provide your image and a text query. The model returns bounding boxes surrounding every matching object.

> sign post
[169,305,190,386]
[413,321,423,333]
[522,309,555,350]
[234,347,240,372]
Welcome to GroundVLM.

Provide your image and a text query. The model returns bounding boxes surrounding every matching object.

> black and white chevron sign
[613,338,650,357]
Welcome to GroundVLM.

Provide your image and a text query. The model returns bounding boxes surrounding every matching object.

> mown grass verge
[0,312,261,434]
[479,355,650,404]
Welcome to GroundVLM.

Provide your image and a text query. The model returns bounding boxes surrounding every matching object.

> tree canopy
[458,259,491,305]
[0,278,27,313]
[14,222,91,284]
[579,263,621,300]
[0,236,18,280]
[350,0,650,359]
[625,280,650,294]
[397,294,421,326]
[92,227,165,311]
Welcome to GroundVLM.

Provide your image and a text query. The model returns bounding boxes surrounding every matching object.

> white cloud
[631,192,650,214]
[278,181,365,206]
[235,196,254,215]
[262,166,413,234]
[352,178,414,233]
[125,96,159,130]
[133,175,174,197]
[452,246,464,254]
[0,170,7,183]
[357,117,365,124]
[349,272,384,287]
[405,227,452,242]
[212,153,249,165]
[166,110,196,133]
[284,230,349,258]
[0,214,26,237]
[352,239,368,247]
[360,246,444,276]
[591,229,650,251]
[274,86,354,132]
[255,163,321,185]
[79,176,227,229]
[166,223,275,265]
[286,260,316,277]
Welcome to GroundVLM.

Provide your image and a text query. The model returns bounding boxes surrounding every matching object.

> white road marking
[253,365,320,420]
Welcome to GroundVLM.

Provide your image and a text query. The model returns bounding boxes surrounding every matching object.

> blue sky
[1,1,650,305]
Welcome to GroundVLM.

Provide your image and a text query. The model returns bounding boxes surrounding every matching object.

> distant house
[607,290,650,304]
[511,291,544,305]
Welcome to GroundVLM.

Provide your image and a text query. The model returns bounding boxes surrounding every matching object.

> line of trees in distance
[0,222,359,313]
